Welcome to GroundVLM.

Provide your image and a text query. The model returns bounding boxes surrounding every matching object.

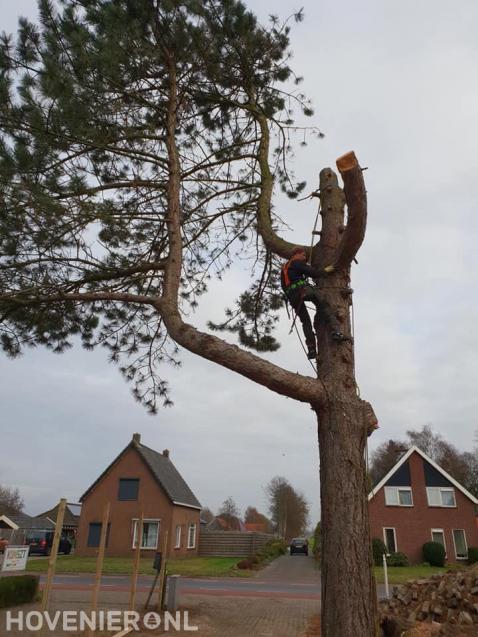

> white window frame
[383,527,397,554]
[431,528,447,556]
[187,523,197,549]
[426,487,456,508]
[175,524,182,549]
[452,529,468,560]
[384,486,413,507]
[132,519,160,550]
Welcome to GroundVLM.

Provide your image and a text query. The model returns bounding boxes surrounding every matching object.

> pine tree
[0,2,378,634]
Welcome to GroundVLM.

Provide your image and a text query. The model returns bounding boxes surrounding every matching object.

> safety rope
[294,186,371,477]
[349,272,370,476]
[293,320,318,374]
[308,198,321,265]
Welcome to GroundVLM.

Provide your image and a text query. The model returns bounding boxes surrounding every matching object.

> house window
[383,528,397,554]
[431,529,446,555]
[87,522,110,548]
[426,487,456,507]
[384,487,413,507]
[118,478,139,501]
[132,519,160,550]
[452,529,468,560]
[187,523,197,549]
[175,525,182,549]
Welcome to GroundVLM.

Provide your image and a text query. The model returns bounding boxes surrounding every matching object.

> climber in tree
[281,247,347,359]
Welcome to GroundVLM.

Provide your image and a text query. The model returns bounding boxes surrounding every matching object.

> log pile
[379,567,478,635]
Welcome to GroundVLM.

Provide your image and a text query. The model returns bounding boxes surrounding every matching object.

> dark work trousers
[286,285,340,349]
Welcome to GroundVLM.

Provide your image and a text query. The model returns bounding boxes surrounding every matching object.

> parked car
[0,538,8,553]
[290,537,309,555]
[25,530,72,556]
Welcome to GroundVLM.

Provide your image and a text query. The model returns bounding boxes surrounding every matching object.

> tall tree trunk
[313,167,378,637]
[317,407,377,636]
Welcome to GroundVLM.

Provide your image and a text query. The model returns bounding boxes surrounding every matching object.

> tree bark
[312,167,378,637]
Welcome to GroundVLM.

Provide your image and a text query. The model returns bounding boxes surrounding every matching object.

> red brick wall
[170,507,200,557]
[369,451,478,564]
[76,446,200,558]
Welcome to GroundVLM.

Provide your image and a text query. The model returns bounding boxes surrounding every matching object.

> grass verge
[26,555,254,578]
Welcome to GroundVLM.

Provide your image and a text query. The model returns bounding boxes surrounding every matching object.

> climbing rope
[293,320,318,374]
[293,191,371,474]
[308,197,321,265]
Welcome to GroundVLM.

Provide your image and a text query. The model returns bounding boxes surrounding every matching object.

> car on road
[25,530,72,556]
[0,538,8,553]
[290,537,309,556]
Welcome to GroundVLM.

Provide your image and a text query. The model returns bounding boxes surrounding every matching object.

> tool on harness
[286,280,307,291]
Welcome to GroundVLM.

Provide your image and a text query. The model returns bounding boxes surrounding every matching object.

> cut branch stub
[361,399,379,436]
[333,151,368,271]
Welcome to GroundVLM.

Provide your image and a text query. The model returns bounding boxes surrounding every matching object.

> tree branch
[2,292,154,306]
[157,65,324,405]
[155,307,325,404]
[254,111,307,259]
[333,151,367,270]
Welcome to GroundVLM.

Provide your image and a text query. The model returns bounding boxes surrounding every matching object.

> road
[31,554,320,600]
[32,554,386,600]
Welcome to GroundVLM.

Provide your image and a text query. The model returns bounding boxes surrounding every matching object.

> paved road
[32,554,321,600]
[180,554,320,599]
[32,554,386,600]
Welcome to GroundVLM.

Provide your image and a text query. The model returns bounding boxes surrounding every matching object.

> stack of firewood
[379,567,478,636]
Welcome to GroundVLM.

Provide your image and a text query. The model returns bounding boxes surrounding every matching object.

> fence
[198,531,276,557]
[0,528,25,545]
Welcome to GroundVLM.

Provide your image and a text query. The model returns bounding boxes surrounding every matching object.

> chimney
[132,433,141,446]
[162,449,170,458]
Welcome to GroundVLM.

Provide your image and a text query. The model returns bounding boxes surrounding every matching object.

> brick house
[76,433,201,558]
[369,445,478,564]
[37,503,81,545]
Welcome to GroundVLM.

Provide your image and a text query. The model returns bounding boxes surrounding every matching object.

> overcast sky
[1,0,477,526]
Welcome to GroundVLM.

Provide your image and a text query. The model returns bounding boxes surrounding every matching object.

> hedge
[386,551,408,567]
[0,575,39,609]
[468,547,478,565]
[372,537,387,566]
[423,541,446,567]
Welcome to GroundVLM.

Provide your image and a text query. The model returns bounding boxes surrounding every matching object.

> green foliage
[422,541,446,567]
[264,538,287,557]
[467,547,478,565]
[0,0,318,412]
[252,538,287,565]
[0,575,39,608]
[386,551,409,567]
[372,537,387,566]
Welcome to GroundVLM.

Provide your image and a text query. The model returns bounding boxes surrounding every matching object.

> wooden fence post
[40,498,67,637]
[89,501,110,637]
[157,529,169,610]
[129,511,144,611]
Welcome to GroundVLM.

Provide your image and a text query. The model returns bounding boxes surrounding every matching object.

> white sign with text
[1,546,30,572]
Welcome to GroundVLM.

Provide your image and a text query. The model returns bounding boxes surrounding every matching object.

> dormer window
[384,486,413,506]
[426,487,456,507]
